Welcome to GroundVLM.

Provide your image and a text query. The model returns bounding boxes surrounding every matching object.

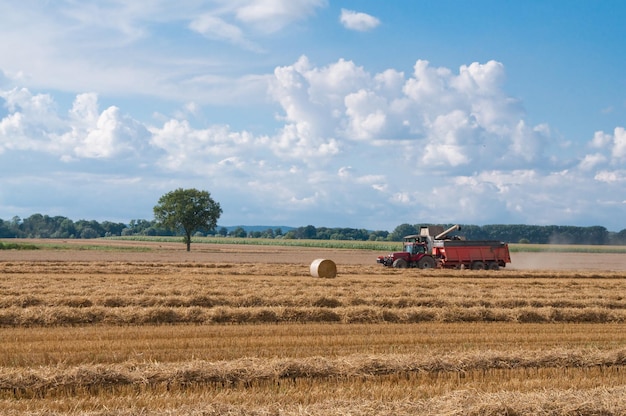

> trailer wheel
[392,258,408,268]
[417,256,436,269]
[488,262,500,270]
[471,261,485,270]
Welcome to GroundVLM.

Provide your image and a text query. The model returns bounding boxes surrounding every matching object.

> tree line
[1,214,626,245]
[387,223,626,245]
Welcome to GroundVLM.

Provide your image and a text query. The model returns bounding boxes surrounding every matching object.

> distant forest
[1,214,626,245]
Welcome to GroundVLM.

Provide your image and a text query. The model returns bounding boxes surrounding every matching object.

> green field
[2,236,626,253]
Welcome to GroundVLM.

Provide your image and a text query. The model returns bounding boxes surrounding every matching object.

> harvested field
[1,239,626,415]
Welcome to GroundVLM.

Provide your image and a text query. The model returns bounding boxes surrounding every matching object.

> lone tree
[153,188,222,251]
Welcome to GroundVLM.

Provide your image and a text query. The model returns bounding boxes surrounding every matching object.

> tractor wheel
[488,262,500,270]
[471,261,486,270]
[417,256,436,269]
[392,258,408,268]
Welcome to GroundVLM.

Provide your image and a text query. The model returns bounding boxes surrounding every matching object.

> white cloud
[403,60,453,104]
[583,127,626,170]
[508,120,548,163]
[344,90,387,140]
[340,9,380,31]
[149,119,255,172]
[374,69,406,96]
[595,170,626,183]
[0,2,623,231]
[454,61,505,95]
[0,88,64,153]
[2,53,626,230]
[0,1,324,103]
[578,153,606,171]
[73,106,135,158]
[95,0,329,54]
[267,56,549,172]
[0,89,149,160]
[420,110,475,167]
[235,0,328,33]
[591,130,613,148]
[189,13,262,52]
[611,127,626,160]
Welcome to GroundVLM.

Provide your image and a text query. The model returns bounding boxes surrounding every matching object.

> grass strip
[0,242,39,250]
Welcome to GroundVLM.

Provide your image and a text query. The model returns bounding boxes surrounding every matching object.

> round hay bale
[310,259,337,278]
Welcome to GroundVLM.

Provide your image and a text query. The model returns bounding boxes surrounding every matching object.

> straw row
[2,348,625,398]
[1,304,626,327]
[3,293,626,310]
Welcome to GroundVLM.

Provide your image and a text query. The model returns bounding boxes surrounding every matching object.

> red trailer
[377,225,511,270]
[431,239,511,270]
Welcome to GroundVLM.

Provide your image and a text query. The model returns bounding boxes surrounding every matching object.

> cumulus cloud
[0,88,65,153]
[340,9,380,31]
[344,89,387,140]
[145,56,578,225]
[267,56,549,173]
[579,127,626,199]
[149,119,256,173]
[0,88,149,160]
[135,55,622,227]
[2,54,626,229]
[584,127,626,166]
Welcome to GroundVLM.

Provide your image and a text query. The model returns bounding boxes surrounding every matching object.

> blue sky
[1,1,625,231]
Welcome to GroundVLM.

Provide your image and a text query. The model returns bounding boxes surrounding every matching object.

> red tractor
[376,234,437,268]
[377,225,511,270]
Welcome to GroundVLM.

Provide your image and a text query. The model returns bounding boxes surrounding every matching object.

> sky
[0,1,625,232]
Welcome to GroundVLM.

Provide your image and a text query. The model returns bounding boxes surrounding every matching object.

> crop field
[1,240,626,415]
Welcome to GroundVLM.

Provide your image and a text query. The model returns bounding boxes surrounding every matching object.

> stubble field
[1,239,626,415]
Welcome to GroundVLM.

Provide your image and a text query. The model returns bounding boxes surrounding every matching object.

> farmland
[1,239,626,415]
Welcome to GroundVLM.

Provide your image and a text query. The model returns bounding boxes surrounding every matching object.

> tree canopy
[153,188,222,251]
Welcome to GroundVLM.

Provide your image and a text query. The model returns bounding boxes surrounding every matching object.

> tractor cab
[403,235,428,255]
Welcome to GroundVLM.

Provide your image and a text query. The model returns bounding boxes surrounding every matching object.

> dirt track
[1,239,626,271]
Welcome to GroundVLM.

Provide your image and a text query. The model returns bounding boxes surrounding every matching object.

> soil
[1,239,626,271]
